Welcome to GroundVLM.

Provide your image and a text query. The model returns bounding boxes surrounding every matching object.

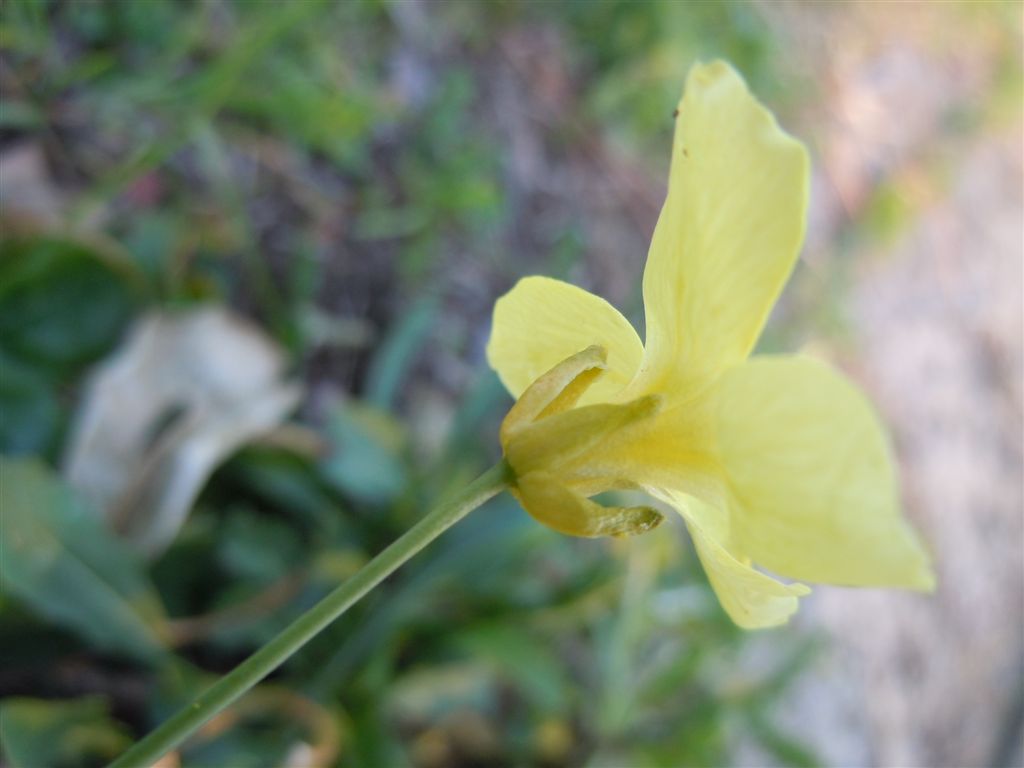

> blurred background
[0,1,1021,767]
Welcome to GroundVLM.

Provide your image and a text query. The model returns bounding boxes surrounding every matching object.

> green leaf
[221,446,349,534]
[0,696,131,768]
[0,235,141,457]
[218,506,302,583]
[364,296,438,411]
[438,369,508,464]
[321,403,407,505]
[0,458,168,662]
[0,348,60,455]
[0,234,141,373]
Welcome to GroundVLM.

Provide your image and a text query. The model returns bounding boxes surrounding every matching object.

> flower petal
[633,61,810,399]
[556,396,725,507]
[661,490,809,629]
[487,276,644,402]
[713,355,935,590]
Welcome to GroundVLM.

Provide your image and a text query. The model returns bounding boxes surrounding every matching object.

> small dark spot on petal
[672,108,679,118]
[682,147,689,158]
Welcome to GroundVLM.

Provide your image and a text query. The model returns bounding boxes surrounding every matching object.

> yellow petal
[514,471,663,538]
[714,355,935,590]
[487,276,644,402]
[662,491,809,629]
[632,61,810,400]
[556,396,725,508]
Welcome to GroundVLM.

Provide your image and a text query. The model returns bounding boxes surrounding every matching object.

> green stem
[108,460,512,768]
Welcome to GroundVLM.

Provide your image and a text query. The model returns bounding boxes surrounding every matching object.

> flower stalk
[108,460,513,768]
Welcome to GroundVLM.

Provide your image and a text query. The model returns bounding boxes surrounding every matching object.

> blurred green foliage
[1,459,168,662]
[0,1,821,766]
[0,696,132,768]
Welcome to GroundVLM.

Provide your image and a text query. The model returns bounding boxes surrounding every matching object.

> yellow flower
[486,61,935,629]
